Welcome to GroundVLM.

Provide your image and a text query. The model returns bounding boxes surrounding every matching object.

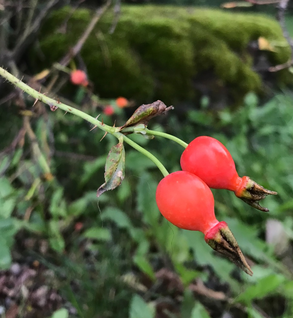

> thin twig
[23,0,39,36]
[57,0,85,34]
[43,0,111,94]
[59,0,112,67]
[269,0,293,72]
[0,127,26,155]
[0,91,18,106]
[109,0,121,34]
[54,150,96,161]
[11,0,59,62]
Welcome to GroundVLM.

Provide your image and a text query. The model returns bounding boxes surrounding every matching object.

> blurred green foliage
[31,5,293,107]
[1,89,293,317]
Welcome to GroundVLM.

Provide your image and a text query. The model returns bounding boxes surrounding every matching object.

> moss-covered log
[32,5,292,107]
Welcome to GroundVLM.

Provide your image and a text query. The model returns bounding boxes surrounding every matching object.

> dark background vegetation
[1,1,293,317]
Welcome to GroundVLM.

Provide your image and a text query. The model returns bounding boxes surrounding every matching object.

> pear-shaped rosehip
[156,171,253,276]
[180,136,277,212]
[70,70,88,87]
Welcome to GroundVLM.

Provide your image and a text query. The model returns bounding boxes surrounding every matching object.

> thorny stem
[0,67,169,177]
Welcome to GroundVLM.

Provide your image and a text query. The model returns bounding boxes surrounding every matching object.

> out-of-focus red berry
[116,97,128,108]
[74,222,84,231]
[70,70,88,87]
[103,105,115,115]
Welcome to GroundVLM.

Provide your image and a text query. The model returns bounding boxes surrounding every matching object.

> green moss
[32,5,292,106]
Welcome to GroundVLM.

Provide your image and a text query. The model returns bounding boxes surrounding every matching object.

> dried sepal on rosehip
[180,136,277,212]
[204,221,252,276]
[234,176,277,212]
[156,171,253,276]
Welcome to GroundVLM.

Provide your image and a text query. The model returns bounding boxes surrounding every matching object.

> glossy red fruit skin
[156,171,219,234]
[180,136,242,191]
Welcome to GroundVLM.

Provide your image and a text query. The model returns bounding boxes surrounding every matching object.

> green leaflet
[97,139,125,197]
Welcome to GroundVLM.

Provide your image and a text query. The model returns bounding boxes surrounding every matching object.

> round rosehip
[156,171,218,233]
[70,70,88,86]
[103,105,115,116]
[155,171,253,276]
[116,97,128,108]
[180,136,277,211]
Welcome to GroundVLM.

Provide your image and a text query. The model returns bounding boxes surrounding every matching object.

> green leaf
[282,281,293,299]
[225,218,276,264]
[135,238,150,255]
[0,156,9,173]
[97,140,125,197]
[133,255,155,280]
[68,197,88,216]
[11,148,23,166]
[183,230,234,282]
[51,308,69,318]
[129,295,155,318]
[191,302,211,318]
[136,172,159,226]
[74,86,86,104]
[83,227,112,241]
[117,179,132,203]
[181,290,196,318]
[244,92,258,106]
[246,307,266,318]
[189,110,213,126]
[125,150,156,172]
[176,263,199,287]
[49,187,67,217]
[100,207,133,229]
[0,218,18,245]
[0,177,16,218]
[48,220,65,252]
[80,155,107,186]
[235,274,285,303]
[0,237,12,269]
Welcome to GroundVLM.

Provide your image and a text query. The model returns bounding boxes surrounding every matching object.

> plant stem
[145,129,188,148]
[0,67,116,134]
[0,67,169,177]
[123,136,169,177]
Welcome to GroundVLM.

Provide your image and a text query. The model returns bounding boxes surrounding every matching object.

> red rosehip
[156,171,217,233]
[156,171,253,276]
[70,70,88,87]
[180,136,277,211]
[103,105,115,116]
[116,97,128,108]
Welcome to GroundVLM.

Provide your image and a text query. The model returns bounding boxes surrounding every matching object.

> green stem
[0,67,116,134]
[123,136,169,177]
[0,67,169,177]
[146,129,188,148]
